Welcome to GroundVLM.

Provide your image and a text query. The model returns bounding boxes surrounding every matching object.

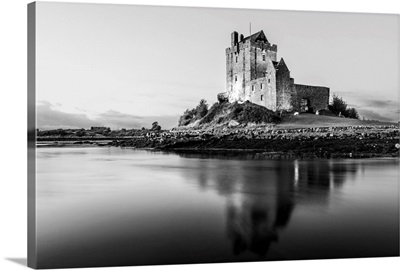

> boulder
[217,92,229,103]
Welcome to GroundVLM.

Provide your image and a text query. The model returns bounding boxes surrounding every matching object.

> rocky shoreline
[106,125,399,159]
[37,125,399,159]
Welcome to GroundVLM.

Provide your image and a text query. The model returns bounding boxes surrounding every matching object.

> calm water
[36,147,399,268]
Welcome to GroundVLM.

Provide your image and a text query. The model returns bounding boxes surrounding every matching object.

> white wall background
[0,1,399,270]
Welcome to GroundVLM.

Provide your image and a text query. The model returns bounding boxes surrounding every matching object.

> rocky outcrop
[217,92,229,103]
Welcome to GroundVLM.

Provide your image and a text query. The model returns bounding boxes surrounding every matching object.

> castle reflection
[177,153,364,257]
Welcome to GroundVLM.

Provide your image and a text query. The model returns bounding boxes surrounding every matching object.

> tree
[178,99,209,126]
[346,107,359,119]
[328,94,348,116]
[328,94,359,119]
[151,121,161,131]
[195,99,209,119]
[178,108,196,126]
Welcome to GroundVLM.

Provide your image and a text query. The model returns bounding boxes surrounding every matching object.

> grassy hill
[179,100,397,130]
[182,101,281,128]
[278,114,397,129]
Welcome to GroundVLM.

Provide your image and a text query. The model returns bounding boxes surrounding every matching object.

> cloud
[335,92,399,122]
[36,101,179,130]
[94,110,179,129]
[96,110,144,129]
[356,109,394,122]
[365,100,398,108]
[37,101,102,129]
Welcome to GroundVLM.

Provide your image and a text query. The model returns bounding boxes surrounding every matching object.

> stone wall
[226,41,249,102]
[244,59,276,110]
[250,41,277,80]
[292,84,329,112]
[275,60,293,111]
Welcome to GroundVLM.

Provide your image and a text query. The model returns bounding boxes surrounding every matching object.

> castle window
[260,83,264,89]
[262,54,266,61]
[251,85,255,91]
[261,95,264,101]
[235,75,237,82]
[235,55,238,63]
[268,78,271,83]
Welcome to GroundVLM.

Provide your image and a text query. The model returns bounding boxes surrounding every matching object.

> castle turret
[231,31,238,47]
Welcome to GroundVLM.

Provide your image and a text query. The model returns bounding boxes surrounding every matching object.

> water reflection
[176,152,397,258]
[36,148,399,268]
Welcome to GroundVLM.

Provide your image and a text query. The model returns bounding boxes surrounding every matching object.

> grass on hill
[180,100,397,130]
[199,101,281,126]
[277,113,397,129]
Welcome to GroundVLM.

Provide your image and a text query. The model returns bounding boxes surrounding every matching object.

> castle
[219,30,330,113]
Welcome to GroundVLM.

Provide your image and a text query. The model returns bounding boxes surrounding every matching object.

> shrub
[346,107,359,119]
[200,102,223,124]
[195,99,209,119]
[179,99,209,126]
[328,94,359,119]
[76,129,86,137]
[178,108,196,126]
[151,121,162,131]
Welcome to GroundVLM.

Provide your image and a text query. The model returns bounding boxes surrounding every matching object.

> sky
[35,2,399,129]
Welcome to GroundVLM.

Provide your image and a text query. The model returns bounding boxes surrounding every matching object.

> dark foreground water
[36,147,399,268]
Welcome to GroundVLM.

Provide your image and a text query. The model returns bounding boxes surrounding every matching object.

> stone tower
[222,30,329,113]
[225,30,279,110]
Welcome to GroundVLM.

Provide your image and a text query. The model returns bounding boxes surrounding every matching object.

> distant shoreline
[35,141,399,159]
